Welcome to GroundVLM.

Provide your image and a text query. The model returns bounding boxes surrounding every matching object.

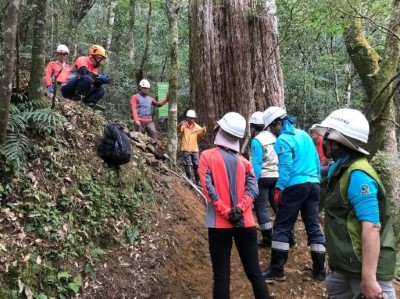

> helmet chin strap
[92,56,104,68]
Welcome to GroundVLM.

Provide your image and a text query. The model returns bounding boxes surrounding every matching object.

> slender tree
[136,0,152,84]
[28,0,47,102]
[166,0,180,161]
[128,0,137,61]
[344,0,400,157]
[189,0,284,139]
[0,0,20,142]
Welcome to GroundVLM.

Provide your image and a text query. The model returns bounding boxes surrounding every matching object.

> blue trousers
[61,75,104,105]
[273,182,325,246]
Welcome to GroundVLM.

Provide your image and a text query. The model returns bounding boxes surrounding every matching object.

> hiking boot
[258,229,272,248]
[311,251,326,281]
[262,249,288,281]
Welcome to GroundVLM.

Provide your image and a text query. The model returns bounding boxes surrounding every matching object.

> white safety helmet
[139,79,151,88]
[217,112,246,138]
[249,111,264,125]
[186,110,196,118]
[56,44,69,54]
[262,106,287,128]
[310,108,369,155]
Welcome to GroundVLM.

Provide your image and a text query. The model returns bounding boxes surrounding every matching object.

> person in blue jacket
[261,106,326,282]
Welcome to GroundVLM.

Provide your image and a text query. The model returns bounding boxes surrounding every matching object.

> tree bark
[0,0,20,143]
[189,0,284,139]
[28,0,48,102]
[166,0,180,162]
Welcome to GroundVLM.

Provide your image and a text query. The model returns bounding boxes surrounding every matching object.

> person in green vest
[310,108,396,299]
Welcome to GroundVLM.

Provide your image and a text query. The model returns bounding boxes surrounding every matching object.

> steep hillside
[1,97,399,298]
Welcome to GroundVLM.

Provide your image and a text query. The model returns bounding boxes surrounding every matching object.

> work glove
[47,86,54,93]
[273,189,282,207]
[98,74,111,84]
[228,207,243,227]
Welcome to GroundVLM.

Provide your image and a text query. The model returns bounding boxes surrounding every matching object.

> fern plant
[0,100,66,174]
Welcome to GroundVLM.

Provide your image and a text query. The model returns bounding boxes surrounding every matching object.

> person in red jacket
[199,112,271,299]
[310,131,331,176]
[61,45,111,106]
[130,79,168,143]
[44,44,71,95]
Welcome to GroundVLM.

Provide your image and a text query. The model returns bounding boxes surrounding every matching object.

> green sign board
[157,82,169,118]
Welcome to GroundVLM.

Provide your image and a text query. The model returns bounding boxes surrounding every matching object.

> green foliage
[0,99,65,174]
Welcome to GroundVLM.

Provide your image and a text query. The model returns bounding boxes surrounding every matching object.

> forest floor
[82,170,400,299]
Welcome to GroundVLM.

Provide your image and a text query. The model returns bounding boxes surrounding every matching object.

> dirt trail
[83,173,399,299]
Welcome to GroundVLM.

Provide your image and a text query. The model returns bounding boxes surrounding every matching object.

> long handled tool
[163,153,207,204]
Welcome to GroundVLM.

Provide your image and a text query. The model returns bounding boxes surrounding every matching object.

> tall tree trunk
[136,0,152,84]
[128,0,137,61]
[28,0,48,102]
[106,0,117,53]
[189,0,284,139]
[0,0,20,143]
[345,0,400,158]
[103,0,117,74]
[166,0,180,162]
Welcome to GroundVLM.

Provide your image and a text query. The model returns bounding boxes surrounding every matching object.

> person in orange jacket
[45,44,71,95]
[177,109,206,185]
[130,79,168,143]
[199,112,271,299]
[61,45,110,106]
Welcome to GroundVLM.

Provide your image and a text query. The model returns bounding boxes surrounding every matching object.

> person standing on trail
[61,44,111,106]
[248,111,278,248]
[45,44,71,95]
[177,109,206,186]
[130,79,168,144]
[199,112,271,299]
[310,109,396,299]
[261,106,326,282]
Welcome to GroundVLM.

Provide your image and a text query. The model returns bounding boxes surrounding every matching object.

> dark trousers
[273,182,325,245]
[208,228,270,299]
[61,75,105,105]
[135,120,158,142]
[255,177,277,228]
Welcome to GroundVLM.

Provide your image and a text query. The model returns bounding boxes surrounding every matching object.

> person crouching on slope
[199,112,271,299]
[61,44,111,106]
[177,109,206,186]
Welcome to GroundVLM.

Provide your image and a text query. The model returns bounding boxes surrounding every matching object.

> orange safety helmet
[88,45,107,58]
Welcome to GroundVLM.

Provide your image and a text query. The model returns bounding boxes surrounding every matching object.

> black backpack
[98,122,131,166]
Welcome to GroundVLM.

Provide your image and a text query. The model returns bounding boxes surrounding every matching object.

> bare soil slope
[84,171,400,299]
